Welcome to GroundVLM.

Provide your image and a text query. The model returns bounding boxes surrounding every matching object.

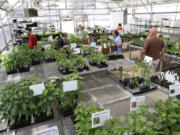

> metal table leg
[160,61,163,72]
[119,67,123,81]
[129,45,131,60]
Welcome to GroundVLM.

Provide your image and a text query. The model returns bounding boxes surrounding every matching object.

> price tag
[48,36,53,41]
[74,48,81,54]
[91,42,96,47]
[104,43,107,49]
[96,46,102,52]
[29,83,45,96]
[92,110,110,128]
[130,96,145,111]
[169,83,180,97]
[144,56,153,64]
[71,43,77,48]
[109,35,114,40]
[33,126,59,135]
[63,80,78,92]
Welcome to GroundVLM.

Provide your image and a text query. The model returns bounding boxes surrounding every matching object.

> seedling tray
[119,80,157,95]
[108,55,124,60]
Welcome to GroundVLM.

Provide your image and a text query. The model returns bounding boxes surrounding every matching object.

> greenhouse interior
[0,0,180,135]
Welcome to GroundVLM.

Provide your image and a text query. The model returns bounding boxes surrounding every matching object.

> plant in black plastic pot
[68,34,82,46]
[0,77,38,129]
[80,46,95,56]
[57,74,83,117]
[44,48,58,62]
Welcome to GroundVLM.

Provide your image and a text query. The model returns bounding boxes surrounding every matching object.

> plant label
[144,56,153,64]
[92,110,110,128]
[130,96,145,111]
[44,44,51,49]
[33,126,59,135]
[96,46,102,52]
[29,83,45,96]
[91,42,96,47]
[48,36,53,41]
[109,35,114,40]
[169,83,180,97]
[71,43,77,48]
[74,48,81,54]
[63,80,78,92]
[104,43,107,48]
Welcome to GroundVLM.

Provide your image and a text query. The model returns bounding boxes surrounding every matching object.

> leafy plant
[87,53,108,64]
[68,34,82,44]
[81,46,95,56]
[74,104,104,135]
[97,35,110,49]
[44,48,58,59]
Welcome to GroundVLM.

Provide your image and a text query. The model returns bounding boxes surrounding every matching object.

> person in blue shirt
[112,30,123,54]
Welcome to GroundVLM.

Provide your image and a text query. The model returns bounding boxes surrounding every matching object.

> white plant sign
[96,46,102,52]
[33,126,59,135]
[92,110,110,128]
[169,83,180,97]
[63,80,78,92]
[130,96,145,111]
[71,43,77,48]
[144,56,153,65]
[29,83,45,96]
[91,42,96,47]
[74,48,81,54]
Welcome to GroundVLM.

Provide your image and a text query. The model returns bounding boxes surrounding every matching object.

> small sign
[96,46,102,52]
[71,43,77,48]
[30,83,45,96]
[33,126,59,135]
[74,48,81,54]
[109,35,114,40]
[91,42,96,47]
[104,43,107,49]
[92,110,110,128]
[130,96,145,111]
[144,56,153,64]
[169,83,180,97]
[63,80,78,92]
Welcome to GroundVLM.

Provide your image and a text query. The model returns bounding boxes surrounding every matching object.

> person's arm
[56,39,63,50]
[139,40,149,60]
[161,47,165,62]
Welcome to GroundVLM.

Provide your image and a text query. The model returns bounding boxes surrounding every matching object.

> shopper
[56,33,69,49]
[112,30,123,54]
[117,23,123,31]
[139,28,165,71]
[25,27,37,50]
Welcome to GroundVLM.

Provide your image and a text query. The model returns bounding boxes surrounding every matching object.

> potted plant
[29,46,44,65]
[68,34,82,46]
[44,48,58,63]
[80,32,89,45]
[87,53,108,68]
[80,46,95,56]
[97,35,110,54]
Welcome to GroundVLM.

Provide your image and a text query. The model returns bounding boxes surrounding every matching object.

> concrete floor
[1,47,170,135]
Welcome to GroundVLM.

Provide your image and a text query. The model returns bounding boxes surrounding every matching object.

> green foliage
[74,104,104,135]
[97,35,110,49]
[44,48,58,59]
[131,39,146,47]
[81,46,96,55]
[29,46,44,61]
[68,34,82,44]
[87,53,108,64]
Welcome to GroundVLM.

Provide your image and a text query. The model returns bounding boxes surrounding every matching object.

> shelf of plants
[0,73,82,132]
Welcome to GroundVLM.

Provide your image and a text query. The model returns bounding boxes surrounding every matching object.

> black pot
[44,57,56,63]
[128,79,137,89]
[19,66,30,73]
[6,69,18,75]
[89,61,97,66]
[97,62,108,68]
[138,77,145,84]
[58,68,73,75]
[139,85,150,91]
[34,111,54,124]
[123,78,130,86]
[32,59,41,65]
[9,115,31,130]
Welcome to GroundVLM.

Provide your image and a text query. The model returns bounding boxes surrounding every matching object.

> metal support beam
[0,21,8,50]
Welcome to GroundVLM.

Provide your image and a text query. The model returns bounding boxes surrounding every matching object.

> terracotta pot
[82,39,88,44]
[102,48,110,54]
